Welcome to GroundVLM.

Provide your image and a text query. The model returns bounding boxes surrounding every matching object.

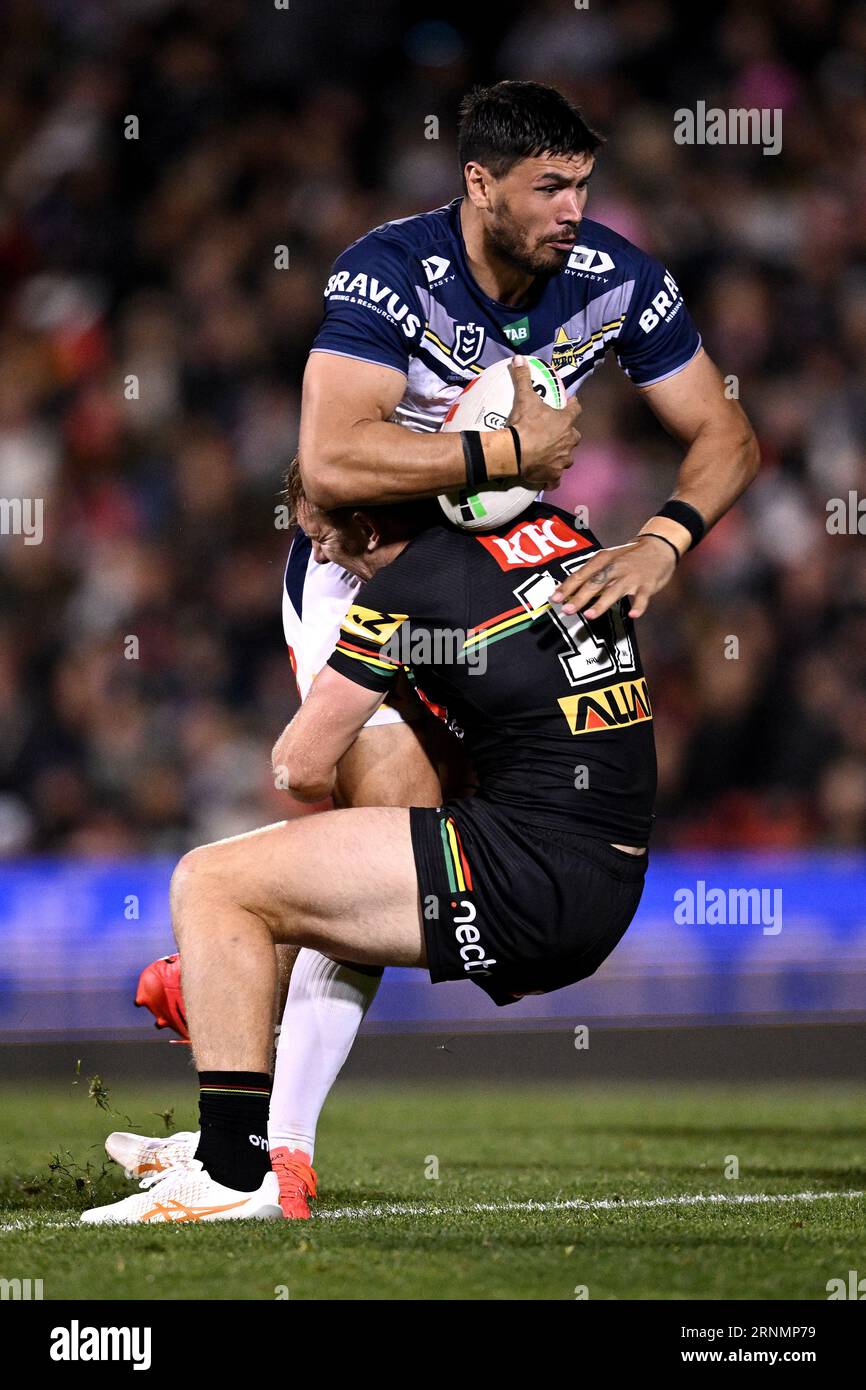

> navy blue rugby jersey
[310,196,702,431]
[326,501,657,846]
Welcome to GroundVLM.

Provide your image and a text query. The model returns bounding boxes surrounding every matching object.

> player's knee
[169,844,227,932]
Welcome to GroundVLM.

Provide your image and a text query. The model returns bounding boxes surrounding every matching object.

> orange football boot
[135,953,189,1041]
[270,1146,318,1219]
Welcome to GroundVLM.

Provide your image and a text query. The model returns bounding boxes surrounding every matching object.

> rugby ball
[438,356,566,530]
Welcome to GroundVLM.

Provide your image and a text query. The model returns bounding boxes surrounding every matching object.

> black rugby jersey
[327,501,656,845]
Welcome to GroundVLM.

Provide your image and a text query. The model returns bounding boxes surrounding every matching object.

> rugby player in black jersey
[85,434,686,1224]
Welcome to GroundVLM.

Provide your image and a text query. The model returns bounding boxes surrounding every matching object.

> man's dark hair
[457,80,603,186]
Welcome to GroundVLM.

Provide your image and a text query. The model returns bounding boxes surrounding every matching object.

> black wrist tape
[461,431,489,491]
[507,425,522,475]
[657,499,706,551]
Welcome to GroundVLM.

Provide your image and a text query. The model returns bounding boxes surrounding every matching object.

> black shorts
[410,797,648,1007]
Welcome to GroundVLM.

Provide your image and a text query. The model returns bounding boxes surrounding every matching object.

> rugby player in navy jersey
[100,80,759,1222]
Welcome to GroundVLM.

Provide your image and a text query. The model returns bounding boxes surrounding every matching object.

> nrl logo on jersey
[566,246,615,276]
[452,321,486,368]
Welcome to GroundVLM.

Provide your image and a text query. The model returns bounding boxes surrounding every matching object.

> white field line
[1,1188,862,1232]
[317,1189,865,1221]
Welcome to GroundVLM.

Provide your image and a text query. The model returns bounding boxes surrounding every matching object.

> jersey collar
[448,195,550,317]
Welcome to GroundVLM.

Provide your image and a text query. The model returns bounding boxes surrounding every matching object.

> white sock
[268,948,382,1163]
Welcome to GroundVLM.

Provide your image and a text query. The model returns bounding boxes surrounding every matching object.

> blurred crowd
[1,0,864,855]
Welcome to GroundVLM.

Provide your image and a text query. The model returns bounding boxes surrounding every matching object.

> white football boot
[104,1129,200,1181]
[80,1159,282,1225]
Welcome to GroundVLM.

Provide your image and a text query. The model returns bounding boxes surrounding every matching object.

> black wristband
[507,425,522,475]
[461,431,489,491]
[656,499,706,551]
[638,532,680,565]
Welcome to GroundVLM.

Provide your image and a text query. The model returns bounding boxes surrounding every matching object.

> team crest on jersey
[342,604,408,646]
[558,677,652,734]
[452,321,486,367]
[478,515,593,570]
[550,326,588,373]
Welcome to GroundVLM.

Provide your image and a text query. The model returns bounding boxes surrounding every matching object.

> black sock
[194,1071,271,1191]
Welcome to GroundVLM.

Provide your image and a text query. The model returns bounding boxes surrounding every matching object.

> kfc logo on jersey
[567,246,615,275]
[478,515,593,570]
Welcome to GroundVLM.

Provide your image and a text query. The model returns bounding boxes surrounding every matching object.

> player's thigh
[335,719,442,808]
[179,808,424,967]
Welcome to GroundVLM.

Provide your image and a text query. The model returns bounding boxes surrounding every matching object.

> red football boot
[270,1146,318,1219]
[135,953,189,1041]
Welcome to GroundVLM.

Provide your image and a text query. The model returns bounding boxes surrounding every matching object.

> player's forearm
[300,420,515,510]
[287,772,337,804]
[641,417,760,556]
[272,720,338,802]
[278,748,337,803]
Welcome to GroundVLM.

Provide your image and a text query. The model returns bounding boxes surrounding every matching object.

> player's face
[297,500,374,579]
[484,152,594,276]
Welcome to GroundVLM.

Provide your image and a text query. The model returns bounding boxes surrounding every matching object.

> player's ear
[463,161,493,209]
[352,510,381,551]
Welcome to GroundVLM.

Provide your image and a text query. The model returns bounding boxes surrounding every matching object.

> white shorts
[282,529,408,727]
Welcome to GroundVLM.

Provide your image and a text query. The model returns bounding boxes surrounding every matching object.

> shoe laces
[272,1151,317,1199]
[139,1155,202,1191]
[129,1130,197,1182]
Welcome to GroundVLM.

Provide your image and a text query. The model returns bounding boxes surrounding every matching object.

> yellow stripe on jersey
[341,604,408,646]
[445,819,467,892]
[462,603,550,649]
[334,644,400,673]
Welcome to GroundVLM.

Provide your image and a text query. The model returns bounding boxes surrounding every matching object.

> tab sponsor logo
[558,676,652,734]
[503,316,530,346]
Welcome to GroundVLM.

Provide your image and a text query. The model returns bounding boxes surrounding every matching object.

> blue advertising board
[0,854,864,1037]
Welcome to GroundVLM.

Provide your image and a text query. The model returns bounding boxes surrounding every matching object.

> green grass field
[1,1078,864,1300]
